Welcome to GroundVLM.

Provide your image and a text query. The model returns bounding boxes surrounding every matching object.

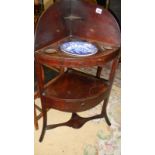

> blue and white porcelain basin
[60,41,98,57]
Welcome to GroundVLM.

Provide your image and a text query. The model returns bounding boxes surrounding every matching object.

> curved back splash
[35,0,120,51]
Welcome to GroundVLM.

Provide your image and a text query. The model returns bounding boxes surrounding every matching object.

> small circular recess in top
[60,41,98,57]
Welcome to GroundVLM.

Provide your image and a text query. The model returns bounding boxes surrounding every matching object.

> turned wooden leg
[34,103,39,130]
[96,66,102,78]
[104,110,111,126]
[39,108,47,142]
[102,98,111,126]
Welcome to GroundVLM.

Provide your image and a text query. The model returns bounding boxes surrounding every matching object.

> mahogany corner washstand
[35,0,121,142]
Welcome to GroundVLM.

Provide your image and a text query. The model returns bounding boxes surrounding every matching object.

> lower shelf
[42,69,110,112]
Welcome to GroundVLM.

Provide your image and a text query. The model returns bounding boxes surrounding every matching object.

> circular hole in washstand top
[44,48,57,54]
[60,41,98,57]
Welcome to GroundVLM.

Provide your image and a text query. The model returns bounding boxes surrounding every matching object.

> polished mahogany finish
[34,66,60,130]
[35,0,120,51]
[43,69,109,112]
[35,0,120,142]
[35,38,119,68]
